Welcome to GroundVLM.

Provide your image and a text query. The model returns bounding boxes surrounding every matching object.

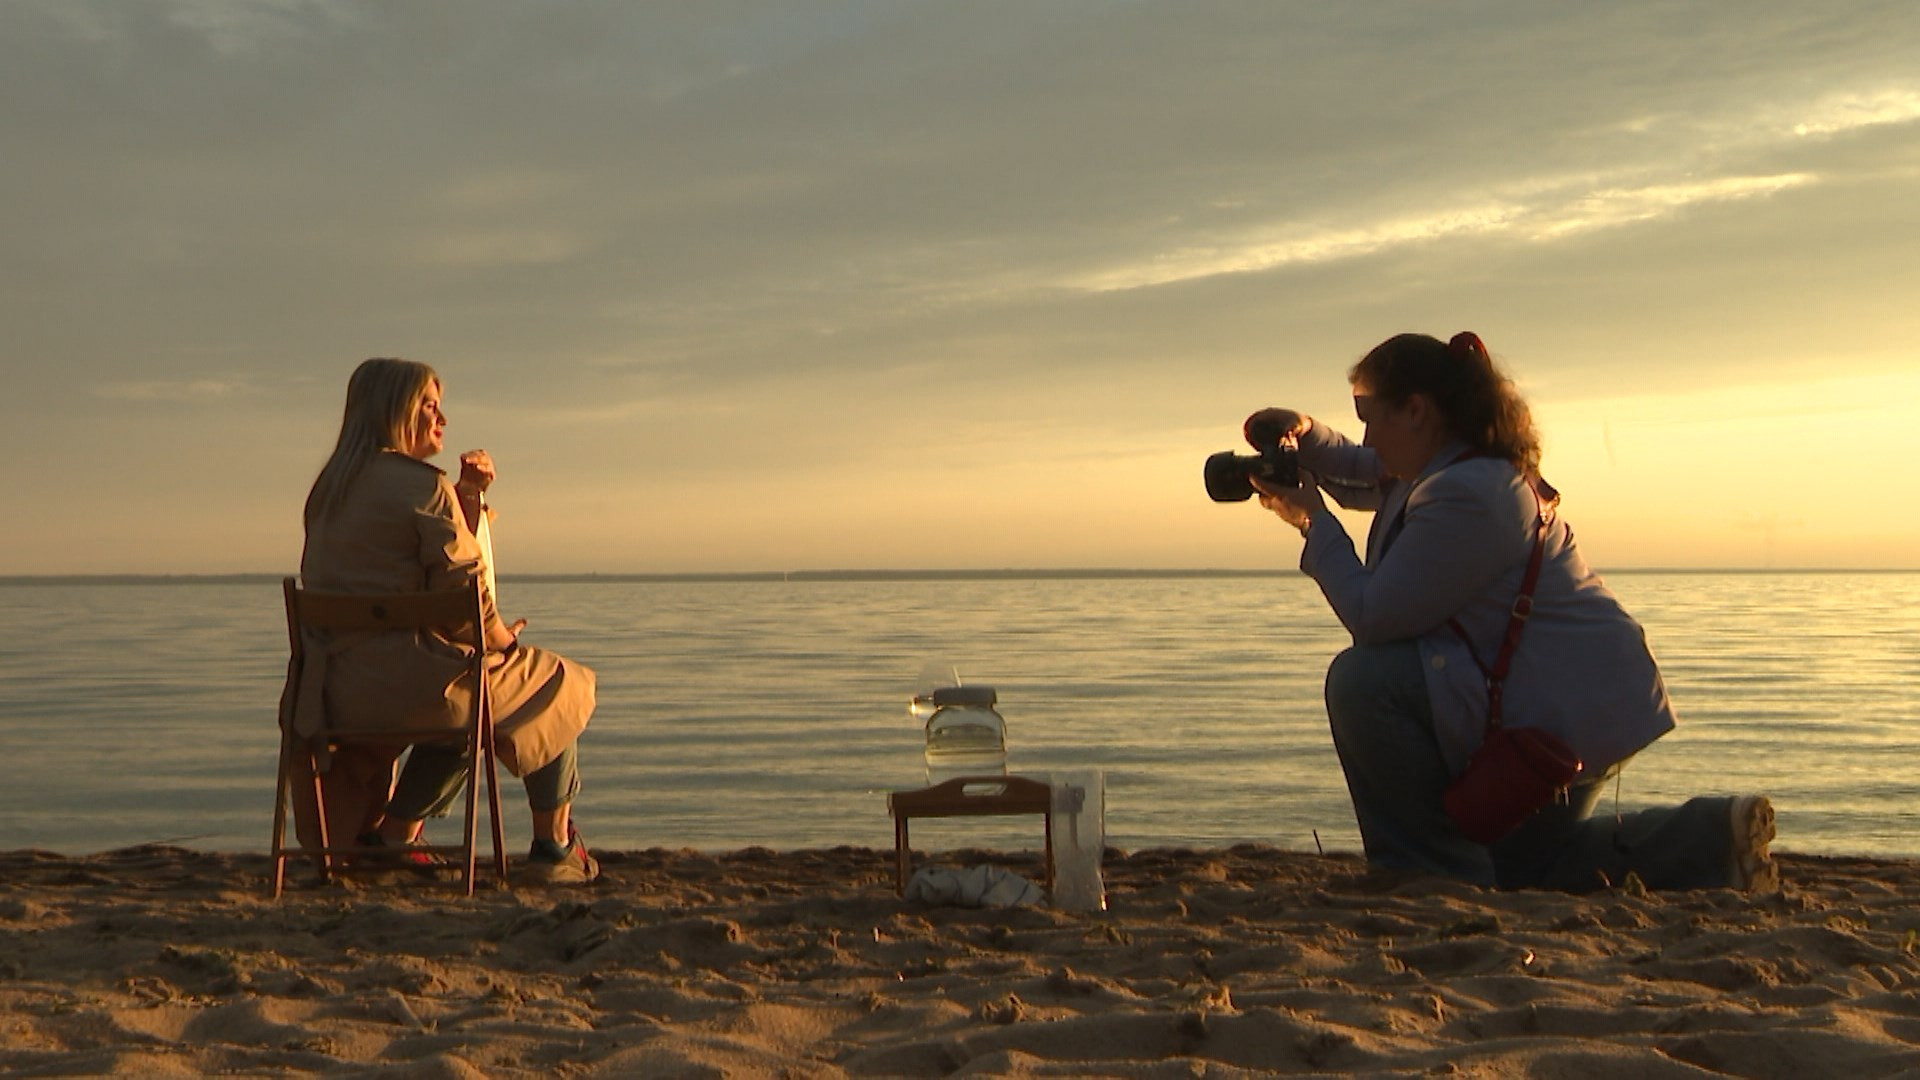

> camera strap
[1447,471,1558,733]
[1377,450,1562,734]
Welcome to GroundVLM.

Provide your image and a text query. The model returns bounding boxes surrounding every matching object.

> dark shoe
[526,825,600,885]
[1729,796,1778,893]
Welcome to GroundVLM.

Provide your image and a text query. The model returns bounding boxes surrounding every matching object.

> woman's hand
[1243,408,1312,446]
[1252,471,1326,535]
[487,617,529,654]
[456,449,497,500]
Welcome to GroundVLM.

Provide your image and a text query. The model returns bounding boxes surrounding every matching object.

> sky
[4,0,1917,575]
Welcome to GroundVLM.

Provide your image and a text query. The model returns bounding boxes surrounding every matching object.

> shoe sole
[1731,795,1778,893]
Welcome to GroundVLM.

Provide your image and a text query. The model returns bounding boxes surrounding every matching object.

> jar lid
[915,685,997,708]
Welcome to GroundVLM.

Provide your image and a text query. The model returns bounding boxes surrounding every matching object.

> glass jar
[914,685,1007,784]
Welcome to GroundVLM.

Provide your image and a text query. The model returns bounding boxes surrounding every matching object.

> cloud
[439,169,582,211]
[416,229,589,269]
[94,377,259,402]
[1068,204,1521,293]
[161,0,350,57]
[1067,172,1815,293]
[1527,173,1814,240]
[1790,86,1920,137]
[1043,64,1918,295]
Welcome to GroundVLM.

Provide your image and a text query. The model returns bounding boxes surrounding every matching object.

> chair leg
[482,726,507,885]
[269,729,295,899]
[461,722,483,897]
[308,750,333,882]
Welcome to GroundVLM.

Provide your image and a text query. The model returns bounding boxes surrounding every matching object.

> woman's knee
[1327,643,1407,718]
[1324,646,1368,710]
[1324,647,1372,748]
[1326,642,1433,751]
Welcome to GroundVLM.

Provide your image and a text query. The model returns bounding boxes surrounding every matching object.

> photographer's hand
[1252,471,1325,536]
[1243,408,1312,446]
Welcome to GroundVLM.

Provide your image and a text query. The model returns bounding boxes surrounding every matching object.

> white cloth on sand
[904,864,1044,908]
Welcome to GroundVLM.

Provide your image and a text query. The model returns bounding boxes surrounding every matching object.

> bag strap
[1449,472,1557,733]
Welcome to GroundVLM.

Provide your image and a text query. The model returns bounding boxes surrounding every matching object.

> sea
[1,571,1916,860]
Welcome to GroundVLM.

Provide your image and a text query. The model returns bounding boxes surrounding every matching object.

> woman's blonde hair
[304,357,440,527]
[1349,332,1542,473]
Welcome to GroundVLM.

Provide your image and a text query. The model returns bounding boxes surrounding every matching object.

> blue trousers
[1325,642,1739,892]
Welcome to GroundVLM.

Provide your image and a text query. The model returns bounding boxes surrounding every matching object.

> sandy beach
[5,843,1920,1077]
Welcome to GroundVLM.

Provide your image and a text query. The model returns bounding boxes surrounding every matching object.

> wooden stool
[888,775,1054,895]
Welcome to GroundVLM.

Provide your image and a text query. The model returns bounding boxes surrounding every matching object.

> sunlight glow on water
[1,572,1915,858]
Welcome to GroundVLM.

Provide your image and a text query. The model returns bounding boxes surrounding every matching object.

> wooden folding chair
[270,576,508,897]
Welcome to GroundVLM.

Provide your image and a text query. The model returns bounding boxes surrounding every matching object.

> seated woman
[296,357,599,884]
[1248,331,1775,892]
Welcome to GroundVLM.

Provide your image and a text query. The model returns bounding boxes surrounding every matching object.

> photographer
[1245,331,1775,892]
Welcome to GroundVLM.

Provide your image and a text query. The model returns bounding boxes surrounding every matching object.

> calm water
[1,572,1916,858]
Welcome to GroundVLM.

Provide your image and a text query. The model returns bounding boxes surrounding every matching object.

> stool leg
[895,816,910,896]
[1043,812,1055,892]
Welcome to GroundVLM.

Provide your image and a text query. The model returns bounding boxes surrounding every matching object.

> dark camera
[1205,421,1299,502]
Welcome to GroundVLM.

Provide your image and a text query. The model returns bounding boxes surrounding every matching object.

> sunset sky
[5,1,1917,575]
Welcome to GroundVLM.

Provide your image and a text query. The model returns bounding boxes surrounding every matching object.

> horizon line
[2,566,1916,586]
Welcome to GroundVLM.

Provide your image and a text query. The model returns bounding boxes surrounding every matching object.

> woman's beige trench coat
[280,451,594,843]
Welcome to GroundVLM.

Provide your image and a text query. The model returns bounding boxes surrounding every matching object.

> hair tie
[1448,331,1487,360]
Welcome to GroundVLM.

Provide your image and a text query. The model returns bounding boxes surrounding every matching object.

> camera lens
[1204,451,1258,502]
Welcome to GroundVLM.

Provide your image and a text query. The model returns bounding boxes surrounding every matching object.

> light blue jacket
[1295,425,1676,775]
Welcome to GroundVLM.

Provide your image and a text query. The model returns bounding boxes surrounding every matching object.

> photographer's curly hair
[1349,332,1541,474]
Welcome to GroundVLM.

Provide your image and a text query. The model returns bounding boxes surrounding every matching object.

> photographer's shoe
[526,825,600,885]
[1729,795,1778,893]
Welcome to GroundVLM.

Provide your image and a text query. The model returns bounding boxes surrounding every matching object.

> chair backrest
[284,576,486,642]
[281,575,491,740]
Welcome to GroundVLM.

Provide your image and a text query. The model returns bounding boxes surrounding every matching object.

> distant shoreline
[2,566,1915,586]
